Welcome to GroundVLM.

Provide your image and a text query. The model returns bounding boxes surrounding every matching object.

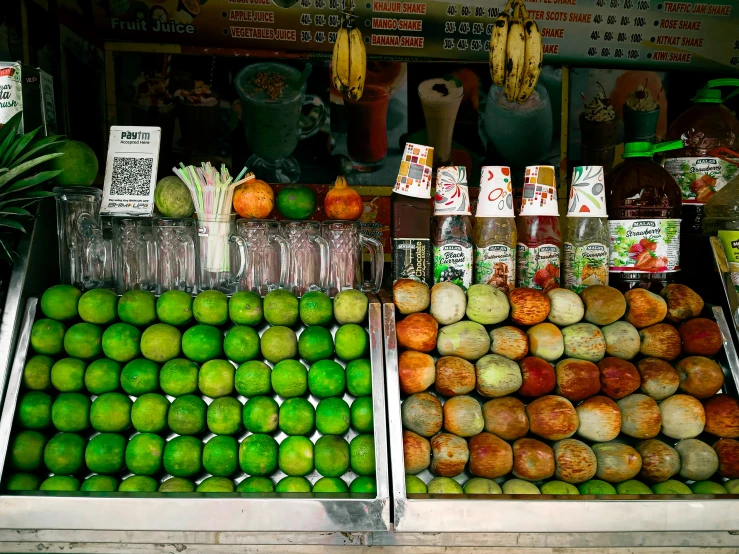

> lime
[350,434,375,476]
[616,480,652,494]
[102,323,142,363]
[119,475,158,492]
[350,476,377,494]
[10,430,46,471]
[276,185,316,220]
[346,359,372,397]
[85,433,126,474]
[578,480,617,495]
[691,481,728,494]
[163,435,203,478]
[160,358,199,397]
[40,284,82,321]
[334,324,367,362]
[315,435,350,478]
[540,480,579,494]
[207,397,243,435]
[141,323,181,362]
[235,360,271,397]
[121,359,160,395]
[156,290,193,326]
[40,476,80,491]
[276,476,312,493]
[271,360,307,398]
[279,436,314,476]
[193,290,229,326]
[333,290,368,325]
[168,395,206,435]
[17,391,52,429]
[299,291,333,326]
[118,290,157,327]
[261,326,297,364]
[159,477,195,492]
[279,398,315,436]
[90,392,132,432]
[229,291,263,326]
[5,473,42,491]
[351,396,374,433]
[78,288,118,324]
[47,139,98,186]
[64,322,103,360]
[308,360,345,398]
[84,358,122,394]
[154,175,195,218]
[126,432,165,475]
[31,318,66,355]
[199,359,235,398]
[315,398,350,435]
[313,477,348,493]
[264,290,299,327]
[131,393,170,433]
[239,433,278,476]
[237,476,274,492]
[23,355,53,390]
[242,396,279,433]
[405,475,427,493]
[428,477,464,494]
[223,326,260,364]
[81,475,119,492]
[651,480,692,494]
[298,326,334,362]
[51,357,86,392]
[44,432,85,474]
[51,392,90,432]
[182,325,223,363]
[203,435,239,477]
[197,476,234,492]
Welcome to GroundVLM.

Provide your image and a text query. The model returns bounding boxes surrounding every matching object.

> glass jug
[236,219,290,296]
[197,215,248,295]
[322,220,384,297]
[280,220,329,296]
[112,217,157,295]
[154,217,197,294]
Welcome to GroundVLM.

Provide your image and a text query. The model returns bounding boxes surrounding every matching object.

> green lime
[160,358,199,397]
[350,476,377,494]
[279,436,314,477]
[279,397,315,436]
[276,475,312,493]
[47,139,98,186]
[51,392,90,432]
[193,290,229,326]
[10,430,46,471]
[235,360,271,397]
[405,475,427,493]
[334,324,367,362]
[31,318,66,355]
[264,290,299,327]
[168,395,206,435]
[141,323,181,363]
[540,480,579,494]
[578,480,617,495]
[229,291,263,326]
[351,396,374,433]
[102,323,141,363]
[118,290,157,327]
[691,481,728,494]
[78,288,118,325]
[616,480,653,494]
[237,476,274,492]
[121,359,160,395]
[223,325,260,364]
[315,435,350,478]
[261,326,297,364]
[199,359,234,398]
[428,477,464,494]
[51,357,86,392]
[203,435,239,477]
[159,477,195,492]
[17,391,52,429]
[40,284,82,321]
[126,432,165,475]
[131,393,170,433]
[64,322,102,360]
[298,326,334,362]
[44,432,85,474]
[84,358,122,394]
[313,477,348,493]
[207,396,243,435]
[271,360,307,398]
[350,434,375,476]
[90,392,132,432]
[163,435,203,478]
[197,476,234,492]
[119,475,158,492]
[23,355,53,390]
[85,433,126,474]
[156,290,193,326]
[346,359,372,397]
[299,291,333,326]
[182,325,223,363]
[40,476,80,491]
[308,360,345,398]
[242,396,279,433]
[5,473,42,491]
[276,185,316,220]
[239,433,278,476]
[651,480,693,494]
[333,290,368,325]
[81,475,119,492]
[316,398,350,435]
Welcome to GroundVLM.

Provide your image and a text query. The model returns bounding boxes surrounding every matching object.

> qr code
[110,157,154,196]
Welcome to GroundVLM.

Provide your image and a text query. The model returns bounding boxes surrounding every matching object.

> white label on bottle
[474,244,515,293]
[608,219,680,273]
[564,242,609,293]
[516,243,561,290]
[664,156,739,204]
[434,244,473,290]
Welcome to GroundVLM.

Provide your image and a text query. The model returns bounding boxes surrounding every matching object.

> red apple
[526,395,579,441]
[481,396,529,440]
[469,432,513,479]
[679,317,723,357]
[636,358,679,400]
[430,433,469,477]
[396,313,438,352]
[598,357,640,399]
[512,437,554,481]
[518,356,556,397]
[403,430,431,474]
[555,358,600,402]
[398,350,436,394]
[553,438,597,484]
[704,395,739,438]
[675,356,725,399]
[435,355,476,397]
[637,439,680,483]
[714,438,739,479]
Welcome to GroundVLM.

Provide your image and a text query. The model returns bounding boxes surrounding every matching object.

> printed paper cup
[477,166,514,217]
[394,142,434,199]
[567,166,606,217]
[434,166,470,215]
[520,165,559,216]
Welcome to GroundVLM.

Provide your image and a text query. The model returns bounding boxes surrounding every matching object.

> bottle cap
[394,142,434,199]
[691,78,739,104]
[519,165,559,216]
[622,140,683,158]
[567,166,607,217]
[477,166,514,217]
[434,166,471,215]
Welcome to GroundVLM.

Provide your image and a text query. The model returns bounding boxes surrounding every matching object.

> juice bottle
[607,141,683,291]
[563,166,609,292]
[516,165,561,291]
[473,166,516,294]
[432,166,473,289]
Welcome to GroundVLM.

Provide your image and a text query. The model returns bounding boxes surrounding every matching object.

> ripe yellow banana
[516,3,543,103]
[489,4,511,87]
[332,26,350,93]
[504,4,526,103]
[330,18,366,100]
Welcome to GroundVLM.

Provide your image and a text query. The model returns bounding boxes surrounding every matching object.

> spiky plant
[0,112,67,262]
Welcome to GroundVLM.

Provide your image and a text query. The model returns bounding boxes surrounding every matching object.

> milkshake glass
[418,78,464,166]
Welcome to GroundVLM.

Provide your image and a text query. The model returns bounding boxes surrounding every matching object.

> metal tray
[382,293,739,533]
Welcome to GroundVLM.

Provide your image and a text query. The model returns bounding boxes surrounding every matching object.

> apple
[553,438,597,484]
[659,394,705,439]
[679,317,723,357]
[468,432,513,479]
[509,288,551,326]
[639,323,681,361]
[636,357,679,400]
[581,285,626,326]
[489,326,529,361]
[601,321,641,360]
[393,279,430,314]
[519,356,556,397]
[513,437,555,481]
[398,350,436,394]
[555,358,601,401]
[403,430,431,474]
[526,323,564,362]
[526,395,579,440]
[617,394,662,439]
[430,433,469,477]
[576,396,621,442]
[443,395,484,437]
[704,395,739,438]
[675,356,725,399]
[475,354,522,398]
[660,283,704,323]
[396,313,438,352]
[547,288,584,327]
[561,323,607,363]
[637,439,680,483]
[714,438,739,479]
[592,441,642,483]
[401,392,443,437]
[598,357,641,399]
[675,438,719,481]
[481,396,529,440]
[624,288,667,328]
[435,355,475,397]
[429,281,467,325]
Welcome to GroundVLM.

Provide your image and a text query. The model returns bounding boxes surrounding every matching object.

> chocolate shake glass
[579,85,618,172]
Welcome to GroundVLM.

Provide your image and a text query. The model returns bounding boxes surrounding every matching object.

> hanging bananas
[489,1,511,87]
[517,3,543,103]
[331,15,367,101]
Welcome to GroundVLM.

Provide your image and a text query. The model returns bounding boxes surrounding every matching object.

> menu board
[95,0,739,70]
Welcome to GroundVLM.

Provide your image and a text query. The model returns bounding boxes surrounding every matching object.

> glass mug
[112,217,157,295]
[280,220,329,297]
[322,220,384,297]
[154,217,197,294]
[197,215,247,295]
[236,219,290,296]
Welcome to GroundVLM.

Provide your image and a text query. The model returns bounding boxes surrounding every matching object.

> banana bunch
[489,0,543,103]
[331,16,367,101]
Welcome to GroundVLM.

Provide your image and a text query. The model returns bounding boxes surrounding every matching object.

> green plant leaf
[0,217,27,232]
[9,135,66,169]
[0,207,32,216]
[0,238,16,262]
[0,170,62,196]
[0,129,19,164]
[0,112,22,157]
[1,127,39,167]
[0,153,63,188]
